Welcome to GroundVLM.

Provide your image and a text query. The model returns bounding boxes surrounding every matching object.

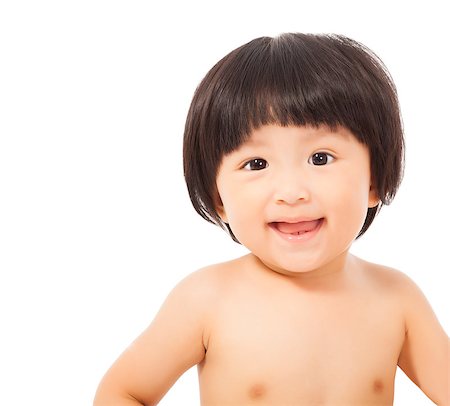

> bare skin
[94,252,449,405]
[197,253,403,405]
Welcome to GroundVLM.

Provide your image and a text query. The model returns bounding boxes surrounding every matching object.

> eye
[243,158,268,171]
[308,152,335,166]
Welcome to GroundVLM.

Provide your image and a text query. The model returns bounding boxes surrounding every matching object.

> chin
[259,255,326,276]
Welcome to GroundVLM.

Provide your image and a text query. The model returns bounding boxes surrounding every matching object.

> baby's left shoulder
[353,255,438,319]
[353,255,415,293]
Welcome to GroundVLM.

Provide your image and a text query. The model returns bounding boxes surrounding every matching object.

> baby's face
[215,124,379,277]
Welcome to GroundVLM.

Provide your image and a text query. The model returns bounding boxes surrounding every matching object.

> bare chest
[198,289,405,405]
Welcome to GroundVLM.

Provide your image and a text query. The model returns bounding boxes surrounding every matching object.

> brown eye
[309,152,335,166]
[243,158,268,171]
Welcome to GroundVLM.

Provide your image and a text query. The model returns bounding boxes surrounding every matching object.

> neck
[249,250,355,291]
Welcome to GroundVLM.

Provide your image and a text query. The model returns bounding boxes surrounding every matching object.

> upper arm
[397,274,449,405]
[94,269,215,406]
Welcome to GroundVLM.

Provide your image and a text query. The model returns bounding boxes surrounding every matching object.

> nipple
[249,383,266,399]
[372,379,384,393]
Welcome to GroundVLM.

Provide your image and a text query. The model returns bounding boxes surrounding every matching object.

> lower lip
[269,218,324,243]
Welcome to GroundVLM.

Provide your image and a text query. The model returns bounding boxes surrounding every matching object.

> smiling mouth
[269,218,324,237]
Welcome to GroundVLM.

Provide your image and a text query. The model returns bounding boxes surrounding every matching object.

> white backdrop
[0,1,448,405]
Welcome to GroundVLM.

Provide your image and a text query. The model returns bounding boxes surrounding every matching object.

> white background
[0,1,448,405]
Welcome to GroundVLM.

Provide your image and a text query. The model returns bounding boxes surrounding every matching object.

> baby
[94,33,449,405]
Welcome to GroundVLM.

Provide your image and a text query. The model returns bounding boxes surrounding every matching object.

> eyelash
[242,152,335,170]
[309,152,336,166]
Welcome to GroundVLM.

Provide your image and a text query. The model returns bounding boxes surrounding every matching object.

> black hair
[183,33,404,242]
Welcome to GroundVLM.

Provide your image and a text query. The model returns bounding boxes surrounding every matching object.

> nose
[273,170,311,205]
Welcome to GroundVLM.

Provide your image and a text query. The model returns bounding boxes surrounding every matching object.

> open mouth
[269,218,324,241]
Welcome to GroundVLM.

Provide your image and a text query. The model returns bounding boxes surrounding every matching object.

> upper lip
[269,217,324,224]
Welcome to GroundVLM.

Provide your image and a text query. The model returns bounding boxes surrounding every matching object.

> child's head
[183,33,404,243]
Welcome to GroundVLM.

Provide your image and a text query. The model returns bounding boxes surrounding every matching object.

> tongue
[275,219,321,234]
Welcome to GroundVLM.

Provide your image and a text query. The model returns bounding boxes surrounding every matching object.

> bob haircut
[183,33,404,243]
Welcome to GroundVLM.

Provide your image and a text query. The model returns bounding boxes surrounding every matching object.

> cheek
[224,189,263,223]
[219,184,267,239]
[326,172,371,230]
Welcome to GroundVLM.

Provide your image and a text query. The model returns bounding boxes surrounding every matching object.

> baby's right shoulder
[175,257,241,297]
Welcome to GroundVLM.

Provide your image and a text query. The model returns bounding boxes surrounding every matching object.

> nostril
[275,194,309,205]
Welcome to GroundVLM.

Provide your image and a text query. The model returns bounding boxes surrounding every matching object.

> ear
[368,184,380,209]
[215,195,228,223]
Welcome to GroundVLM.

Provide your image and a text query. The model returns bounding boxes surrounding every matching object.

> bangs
[206,33,393,153]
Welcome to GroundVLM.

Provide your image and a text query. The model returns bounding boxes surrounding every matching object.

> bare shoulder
[178,256,243,294]
[171,256,246,316]
[357,257,445,326]
[353,255,418,294]
[352,256,425,327]
[352,255,444,333]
